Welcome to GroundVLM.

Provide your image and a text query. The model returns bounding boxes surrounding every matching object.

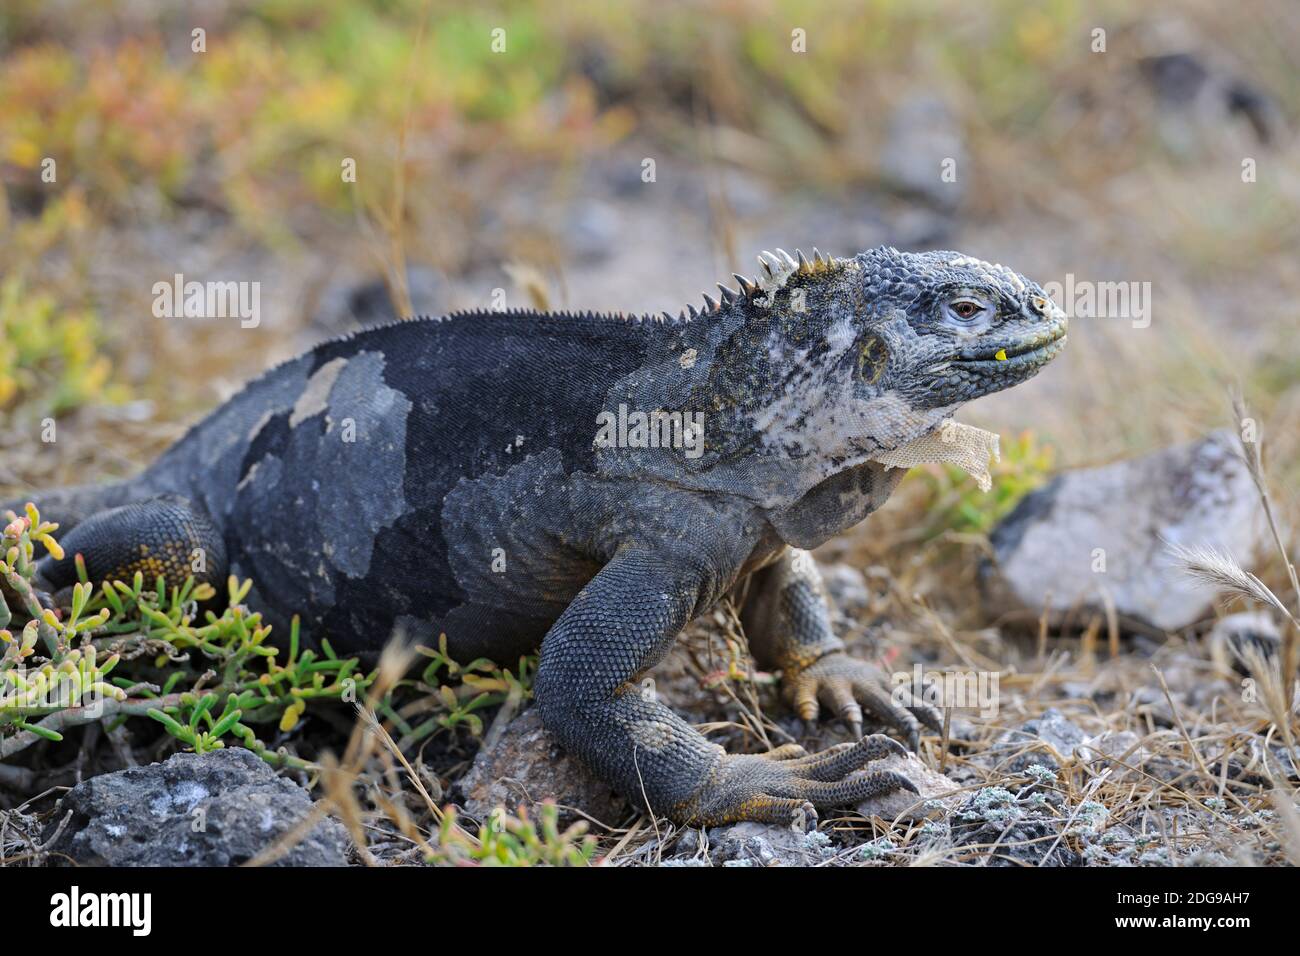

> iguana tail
[2,480,138,535]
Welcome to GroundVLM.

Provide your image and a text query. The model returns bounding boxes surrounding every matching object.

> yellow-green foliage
[0,503,534,769]
[0,505,376,762]
[0,2,569,241]
[0,277,125,419]
[912,430,1056,537]
[0,0,1186,238]
[1,507,119,745]
[393,635,534,742]
[433,802,596,867]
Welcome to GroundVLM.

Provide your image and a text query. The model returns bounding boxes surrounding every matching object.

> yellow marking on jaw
[994,349,1008,361]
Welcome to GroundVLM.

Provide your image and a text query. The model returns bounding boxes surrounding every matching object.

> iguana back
[137,310,674,649]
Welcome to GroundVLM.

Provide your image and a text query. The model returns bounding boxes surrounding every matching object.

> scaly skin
[4,246,1067,825]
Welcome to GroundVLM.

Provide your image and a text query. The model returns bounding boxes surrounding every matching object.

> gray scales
[8,246,1067,825]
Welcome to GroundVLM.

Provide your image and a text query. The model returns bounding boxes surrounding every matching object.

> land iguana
[5,246,1067,826]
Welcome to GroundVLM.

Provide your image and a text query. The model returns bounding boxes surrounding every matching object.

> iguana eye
[946,298,988,322]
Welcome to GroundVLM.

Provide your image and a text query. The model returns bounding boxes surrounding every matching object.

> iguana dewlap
[8,246,1066,825]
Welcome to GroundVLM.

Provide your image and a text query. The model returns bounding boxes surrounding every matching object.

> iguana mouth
[952,326,1068,368]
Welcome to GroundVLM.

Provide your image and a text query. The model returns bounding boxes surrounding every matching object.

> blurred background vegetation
[0,0,1296,499]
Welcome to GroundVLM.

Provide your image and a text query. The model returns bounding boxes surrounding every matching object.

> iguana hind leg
[741,547,942,749]
[536,547,917,827]
[34,495,227,594]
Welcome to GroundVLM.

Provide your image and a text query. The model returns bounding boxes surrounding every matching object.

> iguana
[5,246,1067,826]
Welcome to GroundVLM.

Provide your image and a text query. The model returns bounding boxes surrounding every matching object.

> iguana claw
[677,734,918,826]
[783,651,944,751]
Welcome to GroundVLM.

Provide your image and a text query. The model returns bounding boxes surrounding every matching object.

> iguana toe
[677,735,918,826]
[775,733,908,780]
[783,651,941,751]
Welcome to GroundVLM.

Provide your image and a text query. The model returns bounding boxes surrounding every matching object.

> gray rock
[856,752,959,822]
[951,785,1082,866]
[456,707,628,827]
[989,708,1088,773]
[819,562,872,611]
[878,93,966,211]
[707,821,835,866]
[1077,730,1143,768]
[1138,50,1283,148]
[673,827,705,857]
[566,199,621,261]
[44,748,350,866]
[982,431,1267,632]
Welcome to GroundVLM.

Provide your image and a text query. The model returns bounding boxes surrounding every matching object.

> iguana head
[693,246,1067,468]
[849,246,1068,409]
[601,245,1066,513]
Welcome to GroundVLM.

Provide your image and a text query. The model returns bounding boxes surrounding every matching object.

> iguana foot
[783,651,944,750]
[677,733,916,826]
[33,495,228,593]
[740,549,945,749]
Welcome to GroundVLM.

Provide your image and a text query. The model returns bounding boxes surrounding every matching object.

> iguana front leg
[742,548,942,748]
[535,547,916,826]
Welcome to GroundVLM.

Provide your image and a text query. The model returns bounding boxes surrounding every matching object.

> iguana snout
[935,290,1068,400]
